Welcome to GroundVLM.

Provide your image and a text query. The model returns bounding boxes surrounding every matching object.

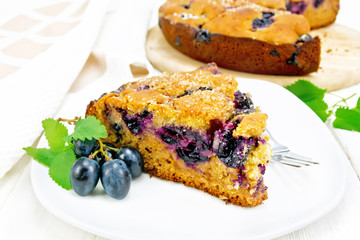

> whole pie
[158,0,327,75]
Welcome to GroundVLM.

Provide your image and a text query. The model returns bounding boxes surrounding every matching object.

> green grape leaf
[23,147,58,167]
[48,148,77,190]
[305,98,331,122]
[285,80,326,102]
[356,97,360,112]
[42,118,68,151]
[333,107,360,132]
[24,116,108,191]
[285,80,329,122]
[65,116,107,141]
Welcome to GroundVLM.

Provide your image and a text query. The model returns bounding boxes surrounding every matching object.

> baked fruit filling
[86,63,272,206]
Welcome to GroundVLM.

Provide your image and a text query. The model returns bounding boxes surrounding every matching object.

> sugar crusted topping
[160,0,311,44]
[104,65,240,130]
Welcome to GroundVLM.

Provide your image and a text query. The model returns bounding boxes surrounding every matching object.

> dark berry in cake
[195,29,211,43]
[286,1,308,14]
[119,109,153,135]
[286,52,299,66]
[157,126,212,164]
[252,12,275,30]
[234,91,254,111]
[258,164,266,175]
[270,50,280,57]
[178,87,212,98]
[286,46,301,66]
[297,34,312,43]
[136,84,150,91]
[181,0,193,9]
[175,36,181,46]
[313,0,324,8]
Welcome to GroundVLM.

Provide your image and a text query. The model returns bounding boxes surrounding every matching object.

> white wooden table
[0,1,359,239]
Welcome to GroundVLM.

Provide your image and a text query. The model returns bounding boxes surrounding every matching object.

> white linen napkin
[0,0,160,178]
[0,0,109,178]
[91,0,158,82]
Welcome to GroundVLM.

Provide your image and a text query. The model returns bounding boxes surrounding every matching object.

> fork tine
[277,155,311,166]
[271,151,319,167]
[270,157,302,167]
[272,148,289,154]
[272,150,314,161]
[283,152,319,164]
[266,128,317,167]
[272,155,312,167]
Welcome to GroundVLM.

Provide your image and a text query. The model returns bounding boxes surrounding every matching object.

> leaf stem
[57,116,81,125]
[89,150,100,159]
[89,139,120,161]
[97,139,120,161]
[328,93,357,109]
[107,146,119,152]
[98,139,110,161]
[327,93,357,116]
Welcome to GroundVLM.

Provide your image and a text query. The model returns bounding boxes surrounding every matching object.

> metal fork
[267,130,319,167]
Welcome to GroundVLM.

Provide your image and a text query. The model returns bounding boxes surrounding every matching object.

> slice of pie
[86,63,272,207]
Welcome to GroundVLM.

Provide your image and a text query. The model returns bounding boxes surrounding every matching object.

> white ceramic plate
[31,78,347,240]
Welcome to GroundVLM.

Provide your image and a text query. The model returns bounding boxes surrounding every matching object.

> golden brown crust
[159,17,320,75]
[233,112,267,138]
[90,66,241,131]
[249,0,286,9]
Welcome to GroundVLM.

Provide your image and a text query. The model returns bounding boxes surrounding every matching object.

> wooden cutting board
[146,24,360,91]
